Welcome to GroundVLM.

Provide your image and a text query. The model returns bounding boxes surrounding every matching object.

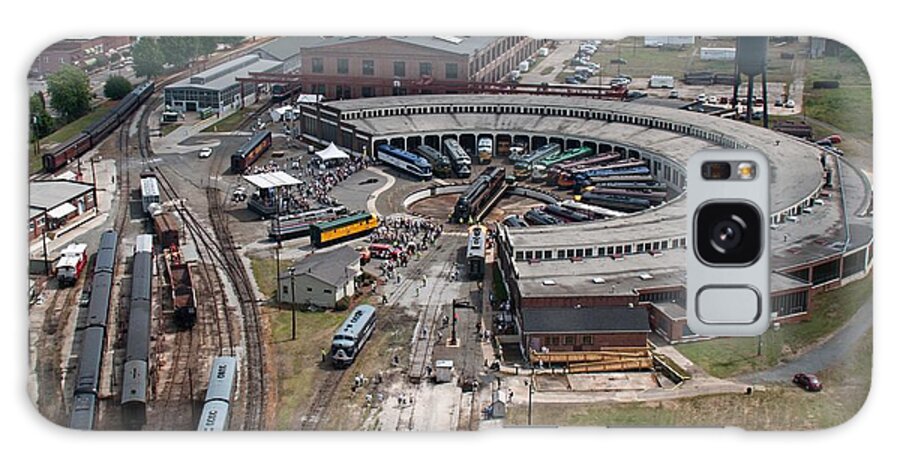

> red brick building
[295,36,544,99]
[31,36,132,77]
[522,307,650,352]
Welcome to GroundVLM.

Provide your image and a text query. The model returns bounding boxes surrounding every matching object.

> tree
[195,37,218,57]
[46,65,91,123]
[104,75,133,100]
[29,92,54,140]
[158,36,196,68]
[217,36,245,48]
[132,37,165,78]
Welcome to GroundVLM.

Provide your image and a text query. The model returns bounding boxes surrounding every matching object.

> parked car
[668,90,680,99]
[610,58,627,65]
[696,93,707,103]
[564,76,581,85]
[793,373,822,392]
[199,147,213,158]
[626,91,648,101]
[785,99,796,108]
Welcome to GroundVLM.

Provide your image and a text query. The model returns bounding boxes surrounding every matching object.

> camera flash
[737,162,756,180]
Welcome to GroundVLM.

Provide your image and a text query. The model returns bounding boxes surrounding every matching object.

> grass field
[202,107,252,133]
[676,274,872,378]
[40,101,117,146]
[250,256,279,300]
[160,123,181,137]
[268,308,347,430]
[803,50,872,138]
[507,329,871,430]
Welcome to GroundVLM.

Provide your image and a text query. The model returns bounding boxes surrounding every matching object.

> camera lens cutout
[695,202,762,265]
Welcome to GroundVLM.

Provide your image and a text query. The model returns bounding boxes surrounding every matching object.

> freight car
[122,234,153,430]
[331,305,377,368]
[153,212,180,249]
[197,356,237,432]
[451,166,506,224]
[43,81,154,173]
[69,230,119,430]
[230,130,272,174]
[309,212,379,248]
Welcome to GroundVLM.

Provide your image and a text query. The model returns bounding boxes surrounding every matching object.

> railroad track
[154,167,236,357]
[140,95,266,429]
[298,368,347,431]
[205,186,267,430]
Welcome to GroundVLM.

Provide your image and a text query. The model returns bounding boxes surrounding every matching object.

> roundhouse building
[295,93,872,349]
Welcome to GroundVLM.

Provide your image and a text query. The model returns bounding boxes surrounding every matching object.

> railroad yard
[27,36,873,431]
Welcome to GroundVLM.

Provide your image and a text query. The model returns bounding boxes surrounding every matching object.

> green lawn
[803,50,872,138]
[39,101,118,146]
[592,39,696,80]
[160,123,181,137]
[507,329,871,430]
[268,308,347,430]
[201,107,253,133]
[677,273,872,378]
[250,256,279,300]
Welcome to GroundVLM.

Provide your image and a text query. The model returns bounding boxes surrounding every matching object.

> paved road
[738,297,873,384]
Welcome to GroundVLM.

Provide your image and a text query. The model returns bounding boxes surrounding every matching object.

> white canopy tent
[313,143,351,163]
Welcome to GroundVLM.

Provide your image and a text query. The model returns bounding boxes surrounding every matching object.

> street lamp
[290,267,297,341]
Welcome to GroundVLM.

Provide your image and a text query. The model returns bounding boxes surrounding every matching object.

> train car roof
[125,300,151,362]
[140,177,159,197]
[135,234,154,254]
[74,326,105,393]
[121,360,148,404]
[86,272,113,327]
[234,131,272,158]
[197,401,230,432]
[312,211,375,230]
[334,305,377,339]
[204,357,238,403]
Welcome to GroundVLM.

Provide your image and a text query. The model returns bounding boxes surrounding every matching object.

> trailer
[649,75,675,89]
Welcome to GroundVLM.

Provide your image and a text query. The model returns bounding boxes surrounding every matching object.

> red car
[793,373,823,392]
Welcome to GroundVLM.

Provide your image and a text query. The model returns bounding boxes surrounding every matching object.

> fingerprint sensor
[696,286,762,324]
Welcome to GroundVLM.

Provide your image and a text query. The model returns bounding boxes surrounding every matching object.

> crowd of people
[371,214,444,281]
[245,155,370,214]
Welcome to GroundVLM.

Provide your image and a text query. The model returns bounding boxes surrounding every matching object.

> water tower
[732,37,770,127]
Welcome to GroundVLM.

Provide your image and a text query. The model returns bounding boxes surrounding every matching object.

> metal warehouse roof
[243,171,302,190]
[522,306,651,334]
[299,36,499,57]
[259,37,332,60]
[30,180,94,210]
[165,55,283,92]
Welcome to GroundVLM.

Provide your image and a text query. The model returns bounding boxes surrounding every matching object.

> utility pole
[527,371,535,426]
[290,268,297,341]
